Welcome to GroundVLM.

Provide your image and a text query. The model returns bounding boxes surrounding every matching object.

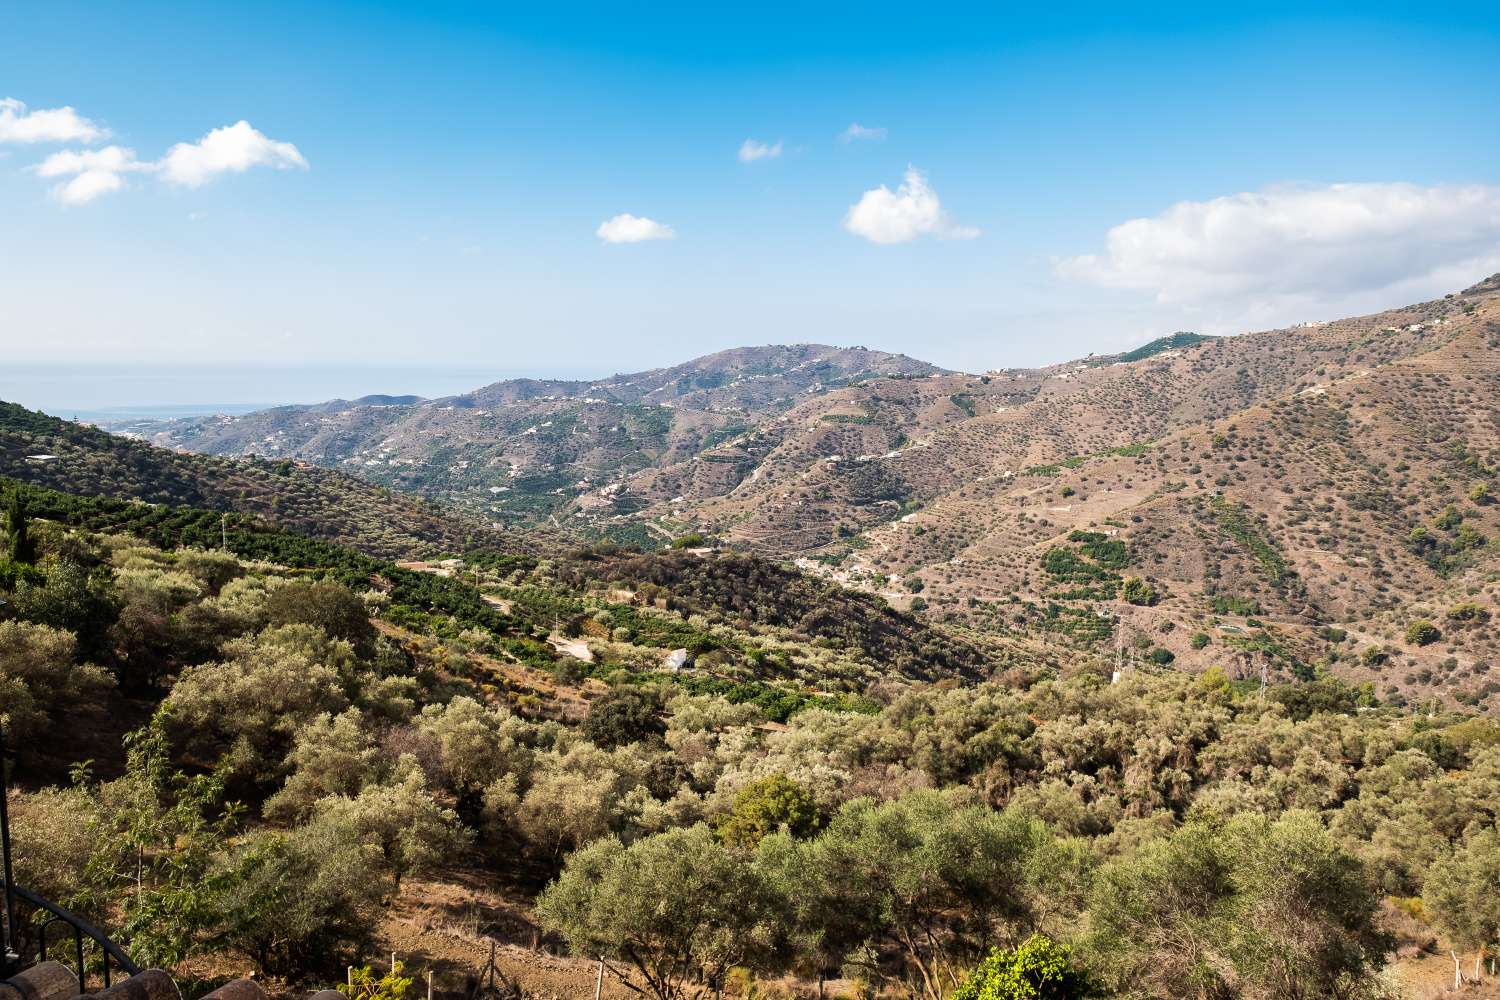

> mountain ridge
[102,344,946,531]
[28,275,1500,709]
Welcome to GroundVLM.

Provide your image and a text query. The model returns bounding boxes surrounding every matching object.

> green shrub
[0,620,113,742]
[1211,595,1261,616]
[265,579,377,657]
[951,934,1092,1000]
[1079,539,1129,570]
[339,960,413,1000]
[1404,620,1440,647]
[5,488,35,563]
[582,687,664,748]
[1121,578,1157,606]
[716,774,821,848]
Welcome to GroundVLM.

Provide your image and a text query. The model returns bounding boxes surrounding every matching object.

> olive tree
[168,629,349,781]
[767,790,1053,1000]
[1087,812,1390,1000]
[302,756,470,894]
[416,695,536,800]
[537,824,781,1000]
[0,620,112,741]
[209,821,388,977]
[263,579,377,657]
[1424,827,1500,984]
[583,687,665,749]
[262,709,383,822]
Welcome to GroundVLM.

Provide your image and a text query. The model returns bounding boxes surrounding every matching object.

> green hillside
[1103,331,1215,364]
[0,400,505,559]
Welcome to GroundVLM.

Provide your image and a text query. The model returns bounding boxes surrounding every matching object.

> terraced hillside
[115,345,943,534]
[3,473,992,710]
[9,476,1492,1000]
[0,402,515,559]
[775,277,1500,709]
[614,286,1482,553]
[72,277,1500,709]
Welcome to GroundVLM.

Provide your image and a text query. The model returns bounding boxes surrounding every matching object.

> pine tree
[5,488,33,563]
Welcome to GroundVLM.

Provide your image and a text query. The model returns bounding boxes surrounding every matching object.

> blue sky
[3,2,1500,407]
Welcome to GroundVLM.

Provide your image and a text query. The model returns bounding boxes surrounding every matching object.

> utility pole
[221,513,228,551]
[1112,621,1124,683]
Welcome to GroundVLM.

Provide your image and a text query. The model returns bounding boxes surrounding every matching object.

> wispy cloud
[596,213,675,244]
[844,166,978,244]
[737,138,783,163]
[0,97,107,144]
[1056,182,1500,310]
[840,122,887,143]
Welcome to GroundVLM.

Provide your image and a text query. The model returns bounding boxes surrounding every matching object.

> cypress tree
[5,488,33,563]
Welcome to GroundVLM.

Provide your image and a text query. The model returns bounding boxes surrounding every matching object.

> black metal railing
[2,722,141,991]
[2,721,22,979]
[3,883,141,991]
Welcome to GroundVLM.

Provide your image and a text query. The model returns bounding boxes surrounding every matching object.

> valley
[75,275,1500,714]
[4,279,1500,1000]
[10,11,1500,1000]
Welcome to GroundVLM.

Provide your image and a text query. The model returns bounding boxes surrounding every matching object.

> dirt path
[547,633,595,662]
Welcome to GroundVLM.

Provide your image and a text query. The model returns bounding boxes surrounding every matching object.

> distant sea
[1,363,594,422]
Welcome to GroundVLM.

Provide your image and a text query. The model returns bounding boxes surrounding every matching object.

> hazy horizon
[0,276,1481,417]
[0,362,589,418]
[2,328,1192,417]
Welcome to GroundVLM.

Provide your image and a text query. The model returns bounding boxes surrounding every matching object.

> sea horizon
[0,362,601,419]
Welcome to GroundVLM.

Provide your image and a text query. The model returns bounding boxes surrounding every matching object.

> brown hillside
[621,282,1483,555]
[790,281,1500,709]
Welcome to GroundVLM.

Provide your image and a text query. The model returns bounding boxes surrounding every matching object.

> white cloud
[34,146,153,204]
[596,213,675,244]
[840,122,887,143]
[0,97,107,144]
[24,119,308,204]
[843,166,979,244]
[1057,182,1500,309]
[158,120,307,187]
[737,138,783,163]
